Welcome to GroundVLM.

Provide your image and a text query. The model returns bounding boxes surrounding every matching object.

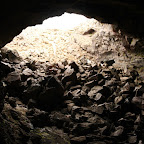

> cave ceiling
[0,0,144,47]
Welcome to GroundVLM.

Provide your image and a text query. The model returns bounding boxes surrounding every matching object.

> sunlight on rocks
[5,12,120,65]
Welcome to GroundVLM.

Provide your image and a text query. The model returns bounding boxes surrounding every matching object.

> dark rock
[67,102,75,112]
[30,127,70,144]
[88,73,103,82]
[69,61,79,72]
[72,122,93,135]
[70,136,87,144]
[130,70,139,79]
[88,86,103,98]
[114,96,123,104]
[23,83,41,103]
[57,62,65,70]
[131,97,142,109]
[111,126,124,137]
[0,61,13,78]
[62,67,77,86]
[0,82,6,112]
[27,108,49,127]
[21,68,33,81]
[84,80,96,88]
[105,59,115,66]
[0,104,32,144]
[90,104,105,115]
[38,76,64,110]
[70,85,82,91]
[49,111,70,128]
[5,71,21,83]
[128,135,137,143]
[7,49,22,63]
[94,93,105,103]
[27,99,37,108]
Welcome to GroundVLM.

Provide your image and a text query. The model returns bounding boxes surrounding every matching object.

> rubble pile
[0,48,143,144]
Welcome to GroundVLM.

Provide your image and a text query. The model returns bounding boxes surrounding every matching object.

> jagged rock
[114,96,123,104]
[88,73,103,82]
[1,47,22,63]
[70,85,82,91]
[27,108,49,127]
[23,83,41,103]
[7,49,22,63]
[0,103,33,144]
[84,80,96,88]
[70,136,87,144]
[38,76,64,110]
[49,111,71,128]
[69,61,79,72]
[27,99,37,109]
[67,102,75,112]
[0,61,13,78]
[128,135,137,143]
[88,86,103,98]
[94,93,105,103]
[57,62,65,70]
[21,68,33,81]
[5,71,21,83]
[111,126,124,137]
[0,82,6,112]
[30,127,70,144]
[90,104,105,115]
[105,59,115,66]
[131,97,142,109]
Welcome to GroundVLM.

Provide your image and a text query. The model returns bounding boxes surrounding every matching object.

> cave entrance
[4,12,124,66]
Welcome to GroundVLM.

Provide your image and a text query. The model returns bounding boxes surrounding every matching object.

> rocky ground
[0,13,144,144]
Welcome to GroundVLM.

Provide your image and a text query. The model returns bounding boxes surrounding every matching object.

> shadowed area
[0,0,144,47]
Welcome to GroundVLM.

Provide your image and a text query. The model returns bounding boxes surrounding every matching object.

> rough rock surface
[0,45,143,143]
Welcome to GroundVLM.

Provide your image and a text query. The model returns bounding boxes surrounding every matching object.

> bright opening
[4,12,124,65]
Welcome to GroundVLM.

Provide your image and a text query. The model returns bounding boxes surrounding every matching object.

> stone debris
[0,13,144,144]
[0,48,143,144]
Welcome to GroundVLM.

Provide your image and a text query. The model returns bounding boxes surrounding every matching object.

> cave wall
[0,0,144,47]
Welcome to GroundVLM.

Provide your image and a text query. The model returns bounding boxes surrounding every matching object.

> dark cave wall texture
[0,0,144,47]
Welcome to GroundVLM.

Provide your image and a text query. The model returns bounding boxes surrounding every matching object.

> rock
[69,61,79,72]
[67,103,75,112]
[111,126,124,137]
[131,97,142,108]
[88,74,103,82]
[23,83,41,103]
[84,80,96,88]
[128,135,137,143]
[130,70,139,79]
[0,61,13,78]
[94,93,105,103]
[72,122,93,135]
[7,49,22,63]
[90,104,105,115]
[88,86,103,98]
[57,62,65,70]
[105,59,115,66]
[30,127,70,144]
[27,108,49,127]
[62,67,77,86]
[0,103,33,144]
[5,71,21,83]
[70,136,87,144]
[70,85,82,91]
[0,82,6,112]
[38,76,64,110]
[21,68,33,81]
[49,111,70,128]
[114,96,123,104]
[27,99,37,108]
